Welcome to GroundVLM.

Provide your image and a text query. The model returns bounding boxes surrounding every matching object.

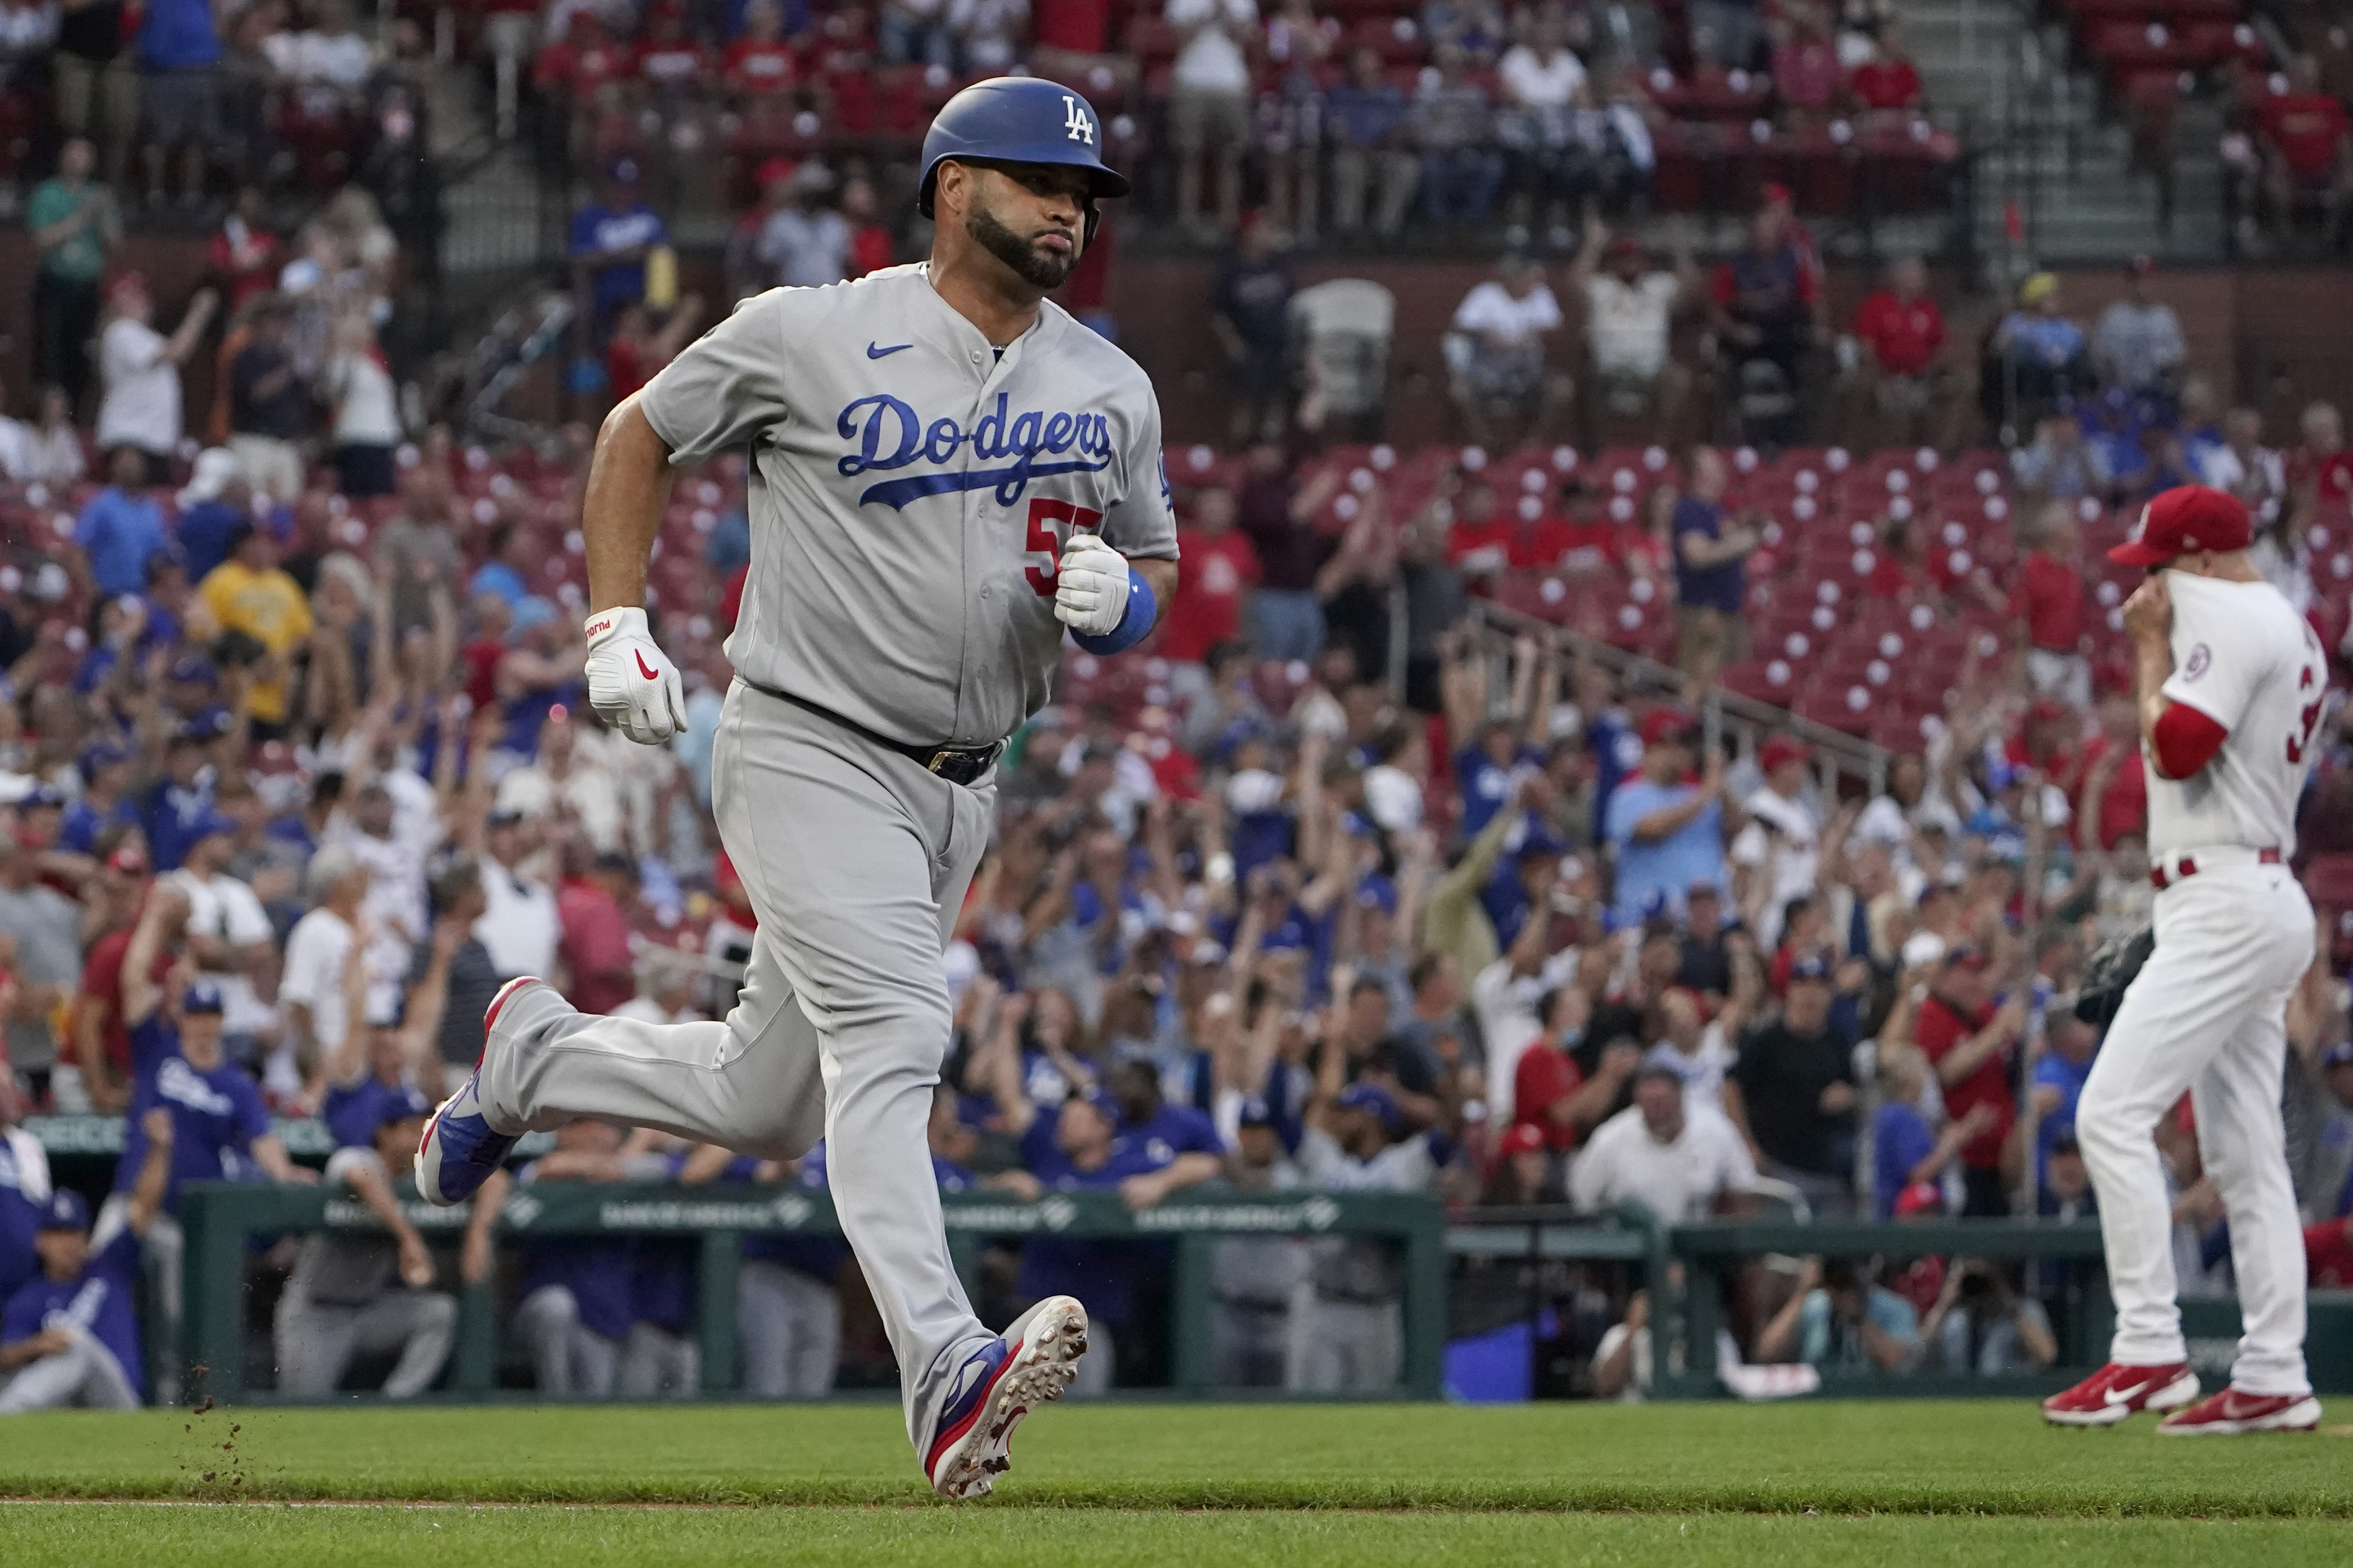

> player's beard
[968,199,1079,292]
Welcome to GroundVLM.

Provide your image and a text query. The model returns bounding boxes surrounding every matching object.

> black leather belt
[739,679,1004,787]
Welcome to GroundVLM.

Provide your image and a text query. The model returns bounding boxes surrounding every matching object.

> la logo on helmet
[1063,95,1094,143]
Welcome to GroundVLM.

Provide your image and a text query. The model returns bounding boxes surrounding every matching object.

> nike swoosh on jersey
[867,342,913,359]
[636,651,660,681]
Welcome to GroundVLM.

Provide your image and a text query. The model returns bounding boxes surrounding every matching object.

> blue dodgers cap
[379,1086,435,1129]
[168,655,218,687]
[39,1189,91,1231]
[186,808,237,845]
[2322,1040,2353,1070]
[1786,954,1835,985]
[183,706,236,742]
[78,738,134,782]
[1336,1082,1400,1134]
[508,596,558,641]
[1355,872,1398,915]
[1238,1095,1278,1129]
[181,980,226,1014]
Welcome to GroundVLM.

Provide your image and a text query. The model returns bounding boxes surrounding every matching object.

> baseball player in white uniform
[2043,485,2324,1434]
[415,79,1178,1496]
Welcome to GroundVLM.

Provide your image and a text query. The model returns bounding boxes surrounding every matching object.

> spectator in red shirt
[1912,946,2028,1216]
[1161,484,1261,685]
[71,858,169,1113]
[723,0,801,103]
[1848,27,1923,114]
[1444,480,1513,576]
[841,176,896,279]
[2009,506,2088,707]
[635,2,709,108]
[1850,254,1947,445]
[1864,514,1934,604]
[2309,1214,2353,1289]
[1552,477,1624,578]
[209,187,284,313]
[534,12,634,106]
[1512,985,1641,1153]
[2071,691,2148,852]
[1771,4,1842,119]
[2290,399,2353,519]
[603,293,703,404]
[2256,55,2353,236]
[557,848,639,1016]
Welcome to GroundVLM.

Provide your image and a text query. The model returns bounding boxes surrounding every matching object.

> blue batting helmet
[917,77,1130,243]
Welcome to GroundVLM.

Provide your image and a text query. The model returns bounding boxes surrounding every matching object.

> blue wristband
[1073,566,1156,656]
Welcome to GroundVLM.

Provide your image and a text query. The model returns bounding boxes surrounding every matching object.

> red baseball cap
[1760,180,1794,208]
[1498,1122,1548,1157]
[2108,485,2252,567]
[1758,734,1807,774]
[1894,1181,1943,1219]
[1640,707,1697,747]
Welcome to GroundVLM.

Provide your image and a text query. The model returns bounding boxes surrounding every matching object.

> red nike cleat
[2042,1361,2200,1426]
[2157,1387,2322,1435]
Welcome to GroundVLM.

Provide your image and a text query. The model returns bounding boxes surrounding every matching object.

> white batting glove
[1054,533,1132,638]
[584,606,689,746]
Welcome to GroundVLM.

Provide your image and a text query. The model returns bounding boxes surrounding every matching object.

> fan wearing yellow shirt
[196,523,313,737]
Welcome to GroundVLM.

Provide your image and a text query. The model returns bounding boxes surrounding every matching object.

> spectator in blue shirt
[987,1042,1222,1394]
[172,449,249,584]
[1870,1044,1997,1218]
[466,520,533,609]
[1326,47,1419,238]
[1603,709,1736,923]
[570,158,668,332]
[141,740,222,873]
[1756,1255,1922,1373]
[1669,447,1757,696]
[0,1117,171,1412]
[117,976,306,1217]
[138,0,222,207]
[2030,1014,2099,1191]
[61,744,139,859]
[0,1110,50,1310]
[74,445,170,598]
[1992,272,2090,416]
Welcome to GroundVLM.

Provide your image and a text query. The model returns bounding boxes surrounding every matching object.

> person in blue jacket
[0,1107,172,1411]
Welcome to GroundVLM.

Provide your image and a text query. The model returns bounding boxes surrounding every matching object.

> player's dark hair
[1408,951,1451,993]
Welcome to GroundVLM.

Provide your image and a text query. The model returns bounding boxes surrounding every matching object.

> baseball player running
[2043,486,2324,1434]
[417,78,1177,1496]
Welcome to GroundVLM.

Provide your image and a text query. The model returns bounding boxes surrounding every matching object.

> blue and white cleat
[924,1295,1089,1500]
[415,975,542,1206]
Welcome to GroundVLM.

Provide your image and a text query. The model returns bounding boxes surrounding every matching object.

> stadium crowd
[508,0,1967,246]
[0,8,2350,1413]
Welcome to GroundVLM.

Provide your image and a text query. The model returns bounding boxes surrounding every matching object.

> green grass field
[2,1402,2347,1566]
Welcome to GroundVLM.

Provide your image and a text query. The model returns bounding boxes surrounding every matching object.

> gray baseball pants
[480,682,997,1449]
[0,1324,141,1413]
[738,1260,840,1398]
[618,1324,701,1399]
[516,1284,623,1397]
[1285,1286,1403,1392]
[274,1284,456,1400]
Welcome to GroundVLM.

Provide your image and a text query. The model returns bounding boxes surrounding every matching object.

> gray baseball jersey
[639,264,1179,748]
